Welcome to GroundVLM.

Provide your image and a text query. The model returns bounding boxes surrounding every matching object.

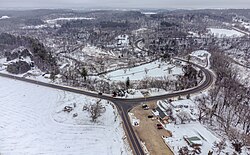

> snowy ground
[233,63,250,87]
[242,22,250,31]
[232,18,250,32]
[0,16,10,20]
[188,31,200,38]
[0,55,52,83]
[22,17,94,29]
[189,50,211,68]
[116,35,129,47]
[45,17,95,25]
[157,98,240,154]
[207,28,245,38]
[141,12,157,15]
[122,88,169,99]
[0,77,130,155]
[81,45,115,57]
[105,60,183,81]
[190,50,210,61]
[59,44,116,63]
[164,122,220,154]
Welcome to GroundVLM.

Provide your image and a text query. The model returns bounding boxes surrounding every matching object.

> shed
[183,135,203,147]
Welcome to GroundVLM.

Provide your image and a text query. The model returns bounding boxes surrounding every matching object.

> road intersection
[0,40,215,155]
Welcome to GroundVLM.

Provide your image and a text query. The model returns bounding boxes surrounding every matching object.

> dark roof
[156,107,167,119]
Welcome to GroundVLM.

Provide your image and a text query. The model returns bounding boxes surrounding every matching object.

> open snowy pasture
[105,60,184,81]
[207,28,245,38]
[0,77,130,155]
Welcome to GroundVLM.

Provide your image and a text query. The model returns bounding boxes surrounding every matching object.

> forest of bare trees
[195,50,250,153]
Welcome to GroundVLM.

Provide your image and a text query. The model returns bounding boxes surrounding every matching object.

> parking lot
[131,101,173,155]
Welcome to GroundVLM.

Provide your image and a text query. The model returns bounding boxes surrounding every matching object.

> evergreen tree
[81,67,88,81]
[125,77,130,89]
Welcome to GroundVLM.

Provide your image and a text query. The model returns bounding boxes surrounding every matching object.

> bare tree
[88,100,106,122]
[195,96,209,123]
[213,140,226,155]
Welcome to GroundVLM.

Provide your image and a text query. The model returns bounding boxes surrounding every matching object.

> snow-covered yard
[22,17,94,29]
[189,50,211,68]
[190,50,210,61]
[0,77,130,155]
[105,60,183,81]
[207,28,245,38]
[164,122,220,154]
[156,98,240,154]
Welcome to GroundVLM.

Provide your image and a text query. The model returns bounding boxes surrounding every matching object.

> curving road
[0,40,215,155]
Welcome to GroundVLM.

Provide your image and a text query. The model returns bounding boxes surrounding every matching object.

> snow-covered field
[59,44,116,63]
[0,16,10,20]
[22,17,94,29]
[81,45,115,57]
[105,60,183,81]
[122,88,169,99]
[0,77,130,155]
[207,28,245,38]
[141,12,157,15]
[45,17,95,25]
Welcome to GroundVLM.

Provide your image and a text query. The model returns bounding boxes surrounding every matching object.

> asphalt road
[0,40,215,155]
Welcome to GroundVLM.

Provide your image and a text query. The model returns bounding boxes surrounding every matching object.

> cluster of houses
[153,99,199,125]
[152,99,207,150]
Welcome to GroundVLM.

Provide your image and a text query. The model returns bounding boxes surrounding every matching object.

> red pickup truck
[156,124,163,129]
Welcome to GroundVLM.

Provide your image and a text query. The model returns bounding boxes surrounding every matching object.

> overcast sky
[1,0,250,9]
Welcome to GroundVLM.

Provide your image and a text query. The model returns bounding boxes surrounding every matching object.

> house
[183,135,203,147]
[169,99,198,121]
[156,107,170,124]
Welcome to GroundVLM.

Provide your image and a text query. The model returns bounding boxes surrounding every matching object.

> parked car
[142,104,149,110]
[142,104,148,108]
[112,92,117,97]
[156,124,163,129]
[98,92,103,95]
[148,115,154,118]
